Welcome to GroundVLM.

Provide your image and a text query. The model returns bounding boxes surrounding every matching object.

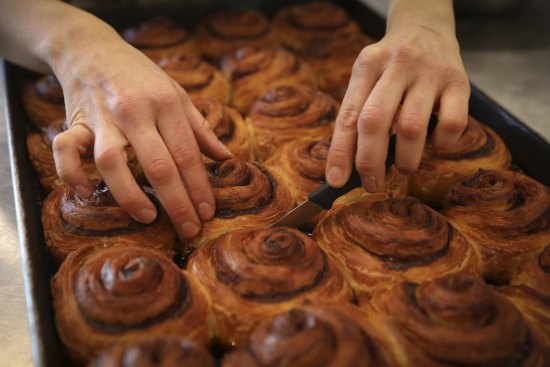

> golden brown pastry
[221,47,318,114]
[223,304,390,367]
[246,85,336,161]
[188,227,353,348]
[26,120,142,193]
[192,97,253,161]
[361,273,548,366]
[495,246,550,349]
[121,16,199,62]
[90,337,215,367]
[265,136,409,205]
[22,74,65,129]
[409,116,512,208]
[273,1,361,52]
[182,159,295,250]
[42,180,176,262]
[52,245,212,364]
[303,31,376,100]
[442,169,550,284]
[195,9,280,62]
[158,52,231,105]
[312,196,479,297]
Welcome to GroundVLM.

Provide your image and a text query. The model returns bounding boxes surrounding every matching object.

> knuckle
[52,133,71,154]
[111,94,139,118]
[353,45,383,72]
[94,146,121,170]
[355,157,377,174]
[447,77,471,94]
[146,157,175,184]
[171,145,200,170]
[337,105,361,130]
[358,104,385,135]
[398,118,425,140]
[441,115,468,134]
[196,118,212,135]
[392,44,417,64]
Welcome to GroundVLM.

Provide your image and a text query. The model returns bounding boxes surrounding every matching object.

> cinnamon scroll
[192,98,253,161]
[42,180,176,262]
[188,227,352,348]
[158,53,231,105]
[221,47,317,114]
[182,159,294,250]
[223,304,389,367]
[409,116,512,208]
[442,169,550,284]
[92,337,215,367]
[52,245,212,364]
[195,9,280,62]
[247,85,337,161]
[22,74,65,129]
[362,273,548,366]
[121,16,199,62]
[313,196,479,296]
[272,1,361,52]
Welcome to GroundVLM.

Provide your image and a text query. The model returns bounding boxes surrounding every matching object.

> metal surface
[0,0,549,366]
[271,200,325,228]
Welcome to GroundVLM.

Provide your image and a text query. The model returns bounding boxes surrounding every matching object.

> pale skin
[0,0,469,238]
[326,0,470,191]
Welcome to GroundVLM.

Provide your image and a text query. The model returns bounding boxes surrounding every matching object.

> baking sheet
[3,0,550,366]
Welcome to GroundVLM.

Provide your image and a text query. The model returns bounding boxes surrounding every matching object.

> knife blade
[270,115,438,228]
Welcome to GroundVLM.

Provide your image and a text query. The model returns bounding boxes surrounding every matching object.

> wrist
[387,0,456,38]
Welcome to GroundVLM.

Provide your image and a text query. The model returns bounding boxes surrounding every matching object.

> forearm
[0,0,118,74]
[388,0,456,37]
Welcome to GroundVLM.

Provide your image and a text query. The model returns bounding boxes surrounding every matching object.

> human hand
[49,18,231,239]
[326,0,470,192]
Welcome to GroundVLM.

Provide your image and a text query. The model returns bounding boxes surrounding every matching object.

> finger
[432,80,470,148]
[394,81,438,174]
[326,47,384,187]
[175,83,232,160]
[355,66,409,192]
[156,101,216,221]
[94,125,158,224]
[52,124,95,198]
[126,127,201,238]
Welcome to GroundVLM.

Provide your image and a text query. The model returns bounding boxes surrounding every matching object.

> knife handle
[308,114,438,210]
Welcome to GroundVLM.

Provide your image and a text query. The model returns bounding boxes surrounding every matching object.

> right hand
[50,21,232,239]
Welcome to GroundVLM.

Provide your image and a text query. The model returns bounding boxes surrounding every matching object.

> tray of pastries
[2,0,550,366]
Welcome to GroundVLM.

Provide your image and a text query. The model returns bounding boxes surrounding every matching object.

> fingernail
[327,167,343,187]
[181,221,200,238]
[362,176,378,193]
[198,202,214,220]
[135,208,157,223]
[75,185,92,198]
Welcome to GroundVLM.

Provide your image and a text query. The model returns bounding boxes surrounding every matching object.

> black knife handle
[308,114,438,210]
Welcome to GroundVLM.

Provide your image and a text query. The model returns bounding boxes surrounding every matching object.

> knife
[270,115,438,228]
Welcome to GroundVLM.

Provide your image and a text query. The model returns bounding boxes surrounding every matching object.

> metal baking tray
[3,0,549,366]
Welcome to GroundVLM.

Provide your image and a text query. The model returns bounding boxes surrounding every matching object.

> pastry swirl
[221,46,317,114]
[496,246,550,349]
[91,337,215,367]
[223,304,388,367]
[42,180,176,262]
[362,273,547,366]
[442,169,550,283]
[273,1,361,52]
[183,159,294,250]
[122,16,199,62]
[265,136,409,205]
[52,245,212,364]
[193,97,253,161]
[158,53,231,105]
[195,9,280,62]
[247,85,337,161]
[312,196,479,296]
[22,74,66,129]
[410,116,511,208]
[188,227,352,347]
[303,31,375,100]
